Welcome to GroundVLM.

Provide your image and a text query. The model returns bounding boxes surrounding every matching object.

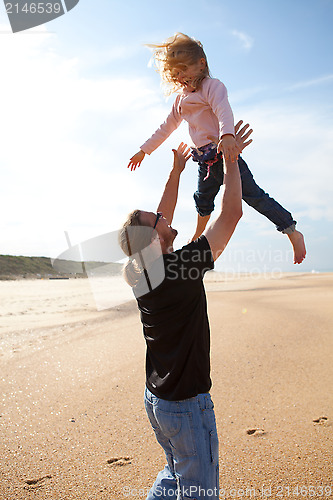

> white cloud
[288,74,333,91]
[0,26,164,256]
[231,30,254,51]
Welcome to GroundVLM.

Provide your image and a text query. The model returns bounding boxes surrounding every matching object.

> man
[119,121,252,500]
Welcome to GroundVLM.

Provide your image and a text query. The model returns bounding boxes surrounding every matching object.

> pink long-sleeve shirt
[140,77,235,155]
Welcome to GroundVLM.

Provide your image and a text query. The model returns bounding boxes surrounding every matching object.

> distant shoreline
[1,254,332,281]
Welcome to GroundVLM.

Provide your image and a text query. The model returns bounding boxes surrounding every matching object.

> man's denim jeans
[194,155,296,232]
[144,387,219,500]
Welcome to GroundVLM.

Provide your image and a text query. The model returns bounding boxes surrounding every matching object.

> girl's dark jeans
[193,154,296,233]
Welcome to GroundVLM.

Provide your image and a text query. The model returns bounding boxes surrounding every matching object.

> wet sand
[0,273,332,499]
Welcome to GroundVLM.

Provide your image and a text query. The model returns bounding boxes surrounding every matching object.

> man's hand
[209,121,253,159]
[234,120,253,153]
[218,134,239,162]
[128,150,145,171]
[172,142,192,174]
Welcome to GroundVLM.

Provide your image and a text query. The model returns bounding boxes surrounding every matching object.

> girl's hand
[128,150,145,171]
[172,142,192,174]
[218,134,239,162]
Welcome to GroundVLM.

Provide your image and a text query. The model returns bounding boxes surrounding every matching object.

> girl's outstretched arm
[127,98,182,171]
[128,150,146,171]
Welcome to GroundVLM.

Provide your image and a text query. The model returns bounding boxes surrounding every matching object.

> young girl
[128,33,306,264]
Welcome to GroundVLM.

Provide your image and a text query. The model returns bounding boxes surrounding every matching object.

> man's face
[139,211,177,252]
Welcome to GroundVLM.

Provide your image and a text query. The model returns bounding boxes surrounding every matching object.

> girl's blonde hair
[118,209,154,287]
[147,32,211,94]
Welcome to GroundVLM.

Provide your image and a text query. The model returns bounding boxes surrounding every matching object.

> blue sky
[0,0,332,273]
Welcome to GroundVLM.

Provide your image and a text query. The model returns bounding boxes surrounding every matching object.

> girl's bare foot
[190,214,211,242]
[287,230,306,264]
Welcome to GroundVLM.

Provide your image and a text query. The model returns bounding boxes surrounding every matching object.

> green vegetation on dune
[0,255,122,280]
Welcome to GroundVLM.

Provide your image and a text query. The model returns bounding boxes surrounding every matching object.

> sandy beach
[0,272,332,500]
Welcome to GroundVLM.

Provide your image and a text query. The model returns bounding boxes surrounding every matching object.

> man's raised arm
[156,142,191,225]
[205,121,253,261]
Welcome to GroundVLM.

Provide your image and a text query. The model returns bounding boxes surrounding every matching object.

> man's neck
[161,243,174,254]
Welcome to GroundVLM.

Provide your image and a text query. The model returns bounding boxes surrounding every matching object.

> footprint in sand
[23,475,52,489]
[107,457,131,466]
[313,416,329,425]
[246,428,265,436]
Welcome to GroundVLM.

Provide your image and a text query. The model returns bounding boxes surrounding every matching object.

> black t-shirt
[134,236,214,401]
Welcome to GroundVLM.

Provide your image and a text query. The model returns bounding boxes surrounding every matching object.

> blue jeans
[144,387,219,500]
[193,154,296,232]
